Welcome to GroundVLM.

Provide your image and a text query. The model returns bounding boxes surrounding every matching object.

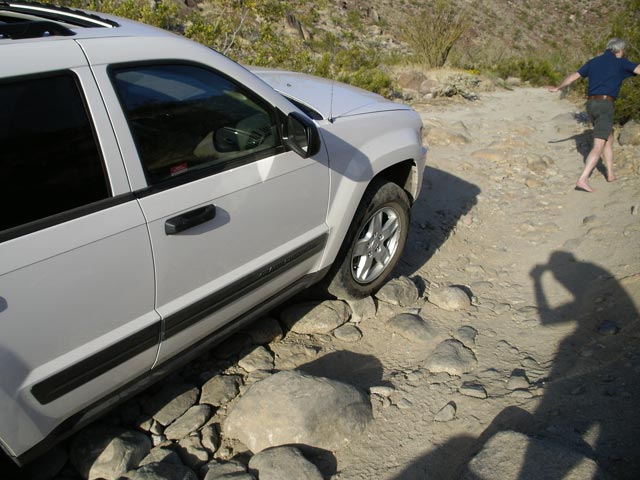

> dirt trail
[6,86,639,480]
[327,86,640,479]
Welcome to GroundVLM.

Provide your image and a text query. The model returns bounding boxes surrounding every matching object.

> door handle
[165,204,216,235]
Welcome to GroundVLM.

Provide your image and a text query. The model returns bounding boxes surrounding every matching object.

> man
[548,38,639,192]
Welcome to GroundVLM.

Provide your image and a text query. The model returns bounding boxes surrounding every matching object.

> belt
[587,95,615,101]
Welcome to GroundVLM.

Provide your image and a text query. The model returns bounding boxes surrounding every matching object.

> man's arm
[547,72,582,92]
[635,64,640,75]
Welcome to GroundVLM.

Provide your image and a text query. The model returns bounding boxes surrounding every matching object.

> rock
[462,431,606,479]
[125,462,199,480]
[395,397,413,409]
[248,446,323,480]
[434,402,456,422]
[244,317,283,345]
[397,71,426,91]
[459,382,488,398]
[238,346,275,372]
[200,374,242,407]
[333,324,363,342]
[426,127,471,146]
[525,177,543,189]
[345,296,377,323]
[144,384,199,427]
[139,447,182,467]
[427,286,471,311]
[280,300,351,334]
[70,425,151,480]
[177,435,209,470]
[619,119,640,145]
[455,326,478,347]
[507,371,531,390]
[597,320,620,335]
[164,405,212,440]
[375,275,420,306]
[388,313,438,342]
[223,370,372,452]
[369,385,395,397]
[425,339,478,375]
[201,460,247,479]
[201,424,220,453]
[508,389,534,399]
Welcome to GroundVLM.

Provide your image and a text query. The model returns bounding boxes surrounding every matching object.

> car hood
[249,67,410,120]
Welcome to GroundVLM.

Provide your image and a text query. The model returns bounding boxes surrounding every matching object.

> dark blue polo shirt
[577,50,638,98]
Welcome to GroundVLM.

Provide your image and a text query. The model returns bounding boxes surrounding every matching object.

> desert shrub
[399,0,470,68]
[493,56,563,85]
[312,45,396,97]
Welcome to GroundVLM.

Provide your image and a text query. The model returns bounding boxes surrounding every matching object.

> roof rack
[0,1,119,28]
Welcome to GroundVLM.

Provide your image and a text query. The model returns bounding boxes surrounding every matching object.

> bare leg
[602,132,616,182]
[577,137,606,192]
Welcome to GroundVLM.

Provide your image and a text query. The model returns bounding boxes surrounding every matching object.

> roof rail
[0,1,119,28]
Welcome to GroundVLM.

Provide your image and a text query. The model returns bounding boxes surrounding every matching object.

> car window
[111,64,281,185]
[0,73,109,233]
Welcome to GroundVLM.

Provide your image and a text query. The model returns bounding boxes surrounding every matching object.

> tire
[325,179,411,300]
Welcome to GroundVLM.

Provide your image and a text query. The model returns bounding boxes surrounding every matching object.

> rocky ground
[7,86,640,480]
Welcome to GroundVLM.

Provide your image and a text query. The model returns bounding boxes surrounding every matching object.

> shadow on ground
[390,252,640,479]
[395,165,481,280]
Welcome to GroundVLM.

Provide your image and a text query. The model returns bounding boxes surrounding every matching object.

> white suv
[0,1,426,466]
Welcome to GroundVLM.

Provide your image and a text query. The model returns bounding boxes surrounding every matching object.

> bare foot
[607,175,617,182]
[575,180,594,192]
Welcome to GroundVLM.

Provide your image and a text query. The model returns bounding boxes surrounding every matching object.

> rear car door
[103,61,331,365]
[0,41,159,460]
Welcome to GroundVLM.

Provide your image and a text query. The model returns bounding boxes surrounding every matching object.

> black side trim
[13,267,329,467]
[31,322,161,405]
[28,233,327,406]
[164,233,327,339]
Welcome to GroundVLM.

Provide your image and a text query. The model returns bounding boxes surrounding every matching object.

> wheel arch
[318,158,421,277]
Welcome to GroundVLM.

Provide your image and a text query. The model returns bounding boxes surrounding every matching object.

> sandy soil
[318,86,640,479]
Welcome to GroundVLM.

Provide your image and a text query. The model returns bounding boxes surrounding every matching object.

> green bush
[493,56,563,85]
[610,0,640,123]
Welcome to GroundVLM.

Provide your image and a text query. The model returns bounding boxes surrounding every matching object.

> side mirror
[284,111,320,158]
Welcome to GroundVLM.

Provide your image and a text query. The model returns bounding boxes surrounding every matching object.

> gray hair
[606,38,626,52]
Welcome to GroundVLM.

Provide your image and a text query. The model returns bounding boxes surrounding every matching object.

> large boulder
[70,425,151,480]
[223,370,372,452]
[463,431,609,479]
[619,120,640,146]
[248,446,323,480]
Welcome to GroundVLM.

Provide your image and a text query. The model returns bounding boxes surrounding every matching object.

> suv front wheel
[327,179,410,299]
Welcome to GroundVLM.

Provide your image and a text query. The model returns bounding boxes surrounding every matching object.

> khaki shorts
[586,99,614,140]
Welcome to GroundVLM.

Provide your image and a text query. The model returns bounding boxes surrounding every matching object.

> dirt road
[328,86,640,479]
[8,86,639,480]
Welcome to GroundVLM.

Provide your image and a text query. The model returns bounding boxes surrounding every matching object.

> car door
[101,61,330,365]
[0,42,159,459]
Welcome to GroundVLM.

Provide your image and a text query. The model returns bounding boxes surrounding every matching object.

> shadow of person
[548,130,593,163]
[389,251,640,479]
[518,250,640,478]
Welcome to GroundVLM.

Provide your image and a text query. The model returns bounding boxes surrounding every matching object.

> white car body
[0,2,426,465]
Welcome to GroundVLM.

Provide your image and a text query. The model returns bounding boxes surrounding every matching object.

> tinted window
[112,65,280,184]
[0,74,109,232]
